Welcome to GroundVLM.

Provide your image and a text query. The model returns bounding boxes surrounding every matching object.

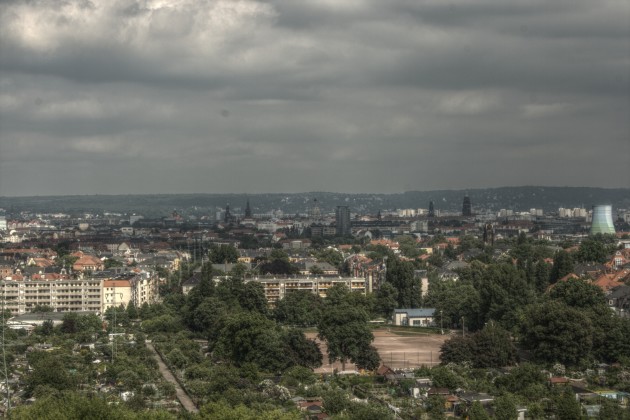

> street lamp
[440,310,443,335]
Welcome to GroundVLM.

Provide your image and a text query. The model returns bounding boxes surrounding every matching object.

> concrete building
[103,279,132,311]
[336,206,351,236]
[252,276,366,306]
[0,271,159,315]
[0,278,103,315]
[393,308,436,327]
[462,196,472,217]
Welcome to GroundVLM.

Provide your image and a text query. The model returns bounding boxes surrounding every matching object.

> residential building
[251,276,366,306]
[0,278,103,314]
[102,279,132,311]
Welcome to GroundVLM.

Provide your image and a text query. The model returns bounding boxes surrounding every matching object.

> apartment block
[251,276,366,306]
[0,272,159,315]
[0,278,103,315]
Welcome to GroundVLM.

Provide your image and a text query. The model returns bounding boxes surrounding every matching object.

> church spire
[245,199,252,218]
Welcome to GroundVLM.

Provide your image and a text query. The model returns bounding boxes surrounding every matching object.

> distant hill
[1,187,628,217]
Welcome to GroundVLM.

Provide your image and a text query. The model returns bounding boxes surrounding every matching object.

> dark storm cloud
[0,0,628,196]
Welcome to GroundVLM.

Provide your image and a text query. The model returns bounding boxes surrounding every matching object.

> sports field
[306,328,449,373]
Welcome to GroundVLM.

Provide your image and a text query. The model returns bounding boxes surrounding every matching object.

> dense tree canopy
[274,290,322,327]
[209,244,239,264]
[440,323,517,368]
[386,258,421,308]
[317,285,377,371]
[520,301,593,366]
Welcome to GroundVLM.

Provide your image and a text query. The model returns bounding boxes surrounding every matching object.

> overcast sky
[0,0,628,196]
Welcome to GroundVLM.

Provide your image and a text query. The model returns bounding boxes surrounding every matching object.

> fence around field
[381,351,440,369]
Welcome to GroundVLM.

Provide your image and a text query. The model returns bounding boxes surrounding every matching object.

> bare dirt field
[306,329,449,373]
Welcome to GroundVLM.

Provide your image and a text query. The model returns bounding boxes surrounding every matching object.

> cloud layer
[1,0,628,196]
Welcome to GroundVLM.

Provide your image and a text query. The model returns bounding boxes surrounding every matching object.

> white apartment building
[0,273,159,315]
[251,276,366,306]
[0,278,103,315]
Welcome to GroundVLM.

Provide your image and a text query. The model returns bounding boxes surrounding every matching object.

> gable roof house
[72,254,104,272]
[607,285,630,318]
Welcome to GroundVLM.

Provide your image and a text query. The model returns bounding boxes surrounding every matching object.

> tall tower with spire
[462,195,472,217]
[224,204,232,223]
[245,199,252,218]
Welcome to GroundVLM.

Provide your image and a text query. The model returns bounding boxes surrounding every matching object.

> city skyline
[1,0,629,197]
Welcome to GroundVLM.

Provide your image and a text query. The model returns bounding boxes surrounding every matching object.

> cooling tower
[590,205,615,235]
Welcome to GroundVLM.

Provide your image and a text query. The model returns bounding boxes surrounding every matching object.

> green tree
[440,323,517,368]
[398,235,421,258]
[494,394,517,420]
[214,312,306,372]
[283,328,323,369]
[549,278,606,309]
[440,335,474,366]
[474,263,535,331]
[12,391,175,419]
[576,237,610,263]
[425,277,482,331]
[468,401,490,420]
[198,400,301,420]
[274,290,322,327]
[60,313,79,334]
[190,297,229,336]
[427,366,463,390]
[533,259,552,293]
[521,301,593,366]
[186,275,215,310]
[347,401,395,420]
[598,398,629,419]
[386,257,421,308]
[104,258,124,269]
[41,319,54,336]
[444,243,458,260]
[494,363,547,398]
[309,265,324,275]
[317,300,374,371]
[374,282,399,318]
[355,345,381,371]
[209,244,239,264]
[25,353,77,395]
[471,323,518,368]
[550,250,574,283]
[426,395,446,419]
[553,389,582,420]
[322,388,350,415]
[259,252,298,275]
[315,248,344,268]
[238,281,268,315]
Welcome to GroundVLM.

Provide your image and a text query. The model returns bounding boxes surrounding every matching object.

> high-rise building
[591,205,615,235]
[462,196,472,217]
[428,201,435,218]
[336,206,351,236]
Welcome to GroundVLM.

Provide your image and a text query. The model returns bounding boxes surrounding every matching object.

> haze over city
[1,0,629,197]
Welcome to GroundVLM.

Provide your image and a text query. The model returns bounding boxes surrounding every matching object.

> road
[146,342,199,413]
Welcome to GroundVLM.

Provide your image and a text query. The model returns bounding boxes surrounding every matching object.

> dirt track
[306,329,448,373]
[146,342,199,413]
